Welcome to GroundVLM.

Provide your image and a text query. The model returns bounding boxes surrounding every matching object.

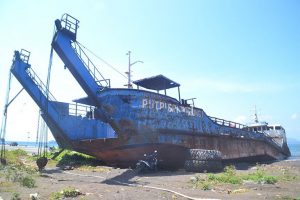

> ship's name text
[141,98,200,116]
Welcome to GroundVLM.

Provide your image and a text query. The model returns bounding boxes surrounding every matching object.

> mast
[254,106,259,123]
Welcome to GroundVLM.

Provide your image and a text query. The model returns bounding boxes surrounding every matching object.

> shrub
[50,191,62,200]
[11,192,21,200]
[201,182,211,190]
[243,168,277,184]
[62,187,81,197]
[190,164,279,190]
[55,150,101,167]
[21,176,36,188]
[50,187,81,200]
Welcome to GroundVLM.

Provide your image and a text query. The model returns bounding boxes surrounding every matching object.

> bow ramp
[52,14,109,108]
[10,50,116,148]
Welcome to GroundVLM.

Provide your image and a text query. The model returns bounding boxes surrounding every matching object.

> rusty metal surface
[67,133,285,168]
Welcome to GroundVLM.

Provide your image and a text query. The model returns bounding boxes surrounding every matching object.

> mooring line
[62,170,220,200]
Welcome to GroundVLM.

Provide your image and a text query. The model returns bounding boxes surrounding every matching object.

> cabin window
[275,126,282,130]
[268,126,274,130]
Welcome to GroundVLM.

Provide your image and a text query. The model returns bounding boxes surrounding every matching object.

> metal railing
[69,103,95,118]
[26,67,57,102]
[15,50,56,102]
[19,49,30,64]
[209,116,247,129]
[71,41,110,90]
[61,13,79,37]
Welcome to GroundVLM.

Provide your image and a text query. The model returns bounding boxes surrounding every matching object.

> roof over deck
[133,74,180,91]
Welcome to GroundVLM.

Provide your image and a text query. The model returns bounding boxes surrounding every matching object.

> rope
[37,25,55,158]
[76,41,128,79]
[0,71,13,162]
[62,170,220,200]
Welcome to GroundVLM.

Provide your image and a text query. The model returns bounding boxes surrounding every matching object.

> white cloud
[291,113,298,120]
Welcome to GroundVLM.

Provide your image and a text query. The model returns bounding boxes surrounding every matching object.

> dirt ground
[1,159,300,200]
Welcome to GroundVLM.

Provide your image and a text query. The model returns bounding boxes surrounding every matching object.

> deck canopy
[133,74,180,91]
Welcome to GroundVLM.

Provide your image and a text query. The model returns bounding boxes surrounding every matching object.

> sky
[0,0,299,142]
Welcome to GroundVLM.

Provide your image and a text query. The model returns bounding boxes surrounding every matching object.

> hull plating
[45,89,290,167]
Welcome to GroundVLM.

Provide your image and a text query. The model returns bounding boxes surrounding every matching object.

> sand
[1,147,300,200]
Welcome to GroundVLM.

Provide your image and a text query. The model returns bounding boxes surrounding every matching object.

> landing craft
[7,14,290,170]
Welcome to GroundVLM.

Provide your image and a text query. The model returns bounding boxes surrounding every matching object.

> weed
[201,182,211,190]
[280,196,300,200]
[1,162,36,188]
[21,176,36,188]
[62,187,81,197]
[11,192,21,200]
[55,150,101,167]
[243,168,277,184]
[280,170,298,181]
[50,191,62,200]
[50,187,81,200]
[190,164,279,190]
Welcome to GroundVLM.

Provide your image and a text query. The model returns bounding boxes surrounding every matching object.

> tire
[186,149,222,161]
[135,162,148,174]
[184,160,223,172]
[36,157,48,170]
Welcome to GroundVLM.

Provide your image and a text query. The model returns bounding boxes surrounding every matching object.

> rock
[62,165,74,170]
[190,176,197,182]
[29,193,39,200]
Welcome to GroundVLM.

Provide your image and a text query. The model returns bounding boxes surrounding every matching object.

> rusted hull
[65,133,287,168]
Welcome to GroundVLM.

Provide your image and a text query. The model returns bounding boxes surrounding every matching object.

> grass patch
[11,192,21,200]
[0,149,37,189]
[3,167,36,188]
[207,165,242,184]
[21,176,36,188]
[4,149,29,165]
[53,150,101,167]
[50,187,82,200]
[191,165,279,190]
[243,168,277,184]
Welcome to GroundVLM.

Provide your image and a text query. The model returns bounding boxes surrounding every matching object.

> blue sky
[0,0,299,141]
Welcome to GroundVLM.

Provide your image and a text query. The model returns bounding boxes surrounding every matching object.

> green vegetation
[52,149,102,167]
[0,149,37,190]
[11,192,21,200]
[50,191,62,200]
[191,165,279,190]
[278,197,300,200]
[50,187,82,200]
[3,165,36,188]
[4,149,29,166]
[21,176,36,188]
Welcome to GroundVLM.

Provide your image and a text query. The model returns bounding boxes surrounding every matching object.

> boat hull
[66,133,287,168]
[44,89,290,168]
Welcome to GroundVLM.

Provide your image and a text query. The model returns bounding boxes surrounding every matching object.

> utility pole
[125,51,143,88]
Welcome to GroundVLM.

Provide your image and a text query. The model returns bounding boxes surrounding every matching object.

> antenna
[125,51,143,88]
[254,106,258,123]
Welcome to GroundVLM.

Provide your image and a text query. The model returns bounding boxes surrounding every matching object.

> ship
[8,14,290,168]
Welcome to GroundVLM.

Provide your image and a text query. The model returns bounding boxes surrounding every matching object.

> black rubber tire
[184,160,223,172]
[135,162,148,174]
[186,149,222,161]
[36,157,48,170]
